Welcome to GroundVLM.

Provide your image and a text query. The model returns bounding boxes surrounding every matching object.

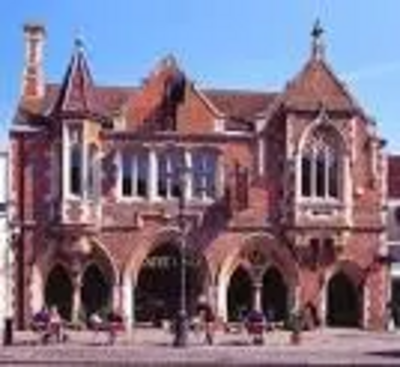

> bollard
[3,317,13,346]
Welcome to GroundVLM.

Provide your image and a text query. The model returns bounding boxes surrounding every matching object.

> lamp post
[173,165,189,347]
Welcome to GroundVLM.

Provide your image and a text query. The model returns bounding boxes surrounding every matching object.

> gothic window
[157,149,185,199]
[120,150,149,198]
[68,127,83,196]
[192,150,218,199]
[87,144,99,200]
[300,125,342,199]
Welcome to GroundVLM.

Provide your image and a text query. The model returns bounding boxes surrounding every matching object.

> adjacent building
[10,22,388,330]
[0,150,12,331]
[387,155,400,326]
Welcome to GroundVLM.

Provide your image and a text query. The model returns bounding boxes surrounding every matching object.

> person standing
[197,300,215,345]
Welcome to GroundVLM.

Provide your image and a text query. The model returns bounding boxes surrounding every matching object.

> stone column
[253,281,263,312]
[71,261,82,324]
[184,149,193,200]
[148,148,158,201]
[112,276,123,311]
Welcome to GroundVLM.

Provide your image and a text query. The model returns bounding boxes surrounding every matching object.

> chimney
[22,23,46,100]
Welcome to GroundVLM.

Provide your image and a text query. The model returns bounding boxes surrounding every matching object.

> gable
[284,59,357,111]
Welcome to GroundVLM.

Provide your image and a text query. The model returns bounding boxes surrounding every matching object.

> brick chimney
[22,23,46,100]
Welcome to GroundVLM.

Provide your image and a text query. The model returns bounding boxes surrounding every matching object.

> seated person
[89,312,103,330]
[32,306,50,331]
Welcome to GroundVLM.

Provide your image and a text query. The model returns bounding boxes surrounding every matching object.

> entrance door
[81,264,111,318]
[135,243,202,324]
[227,266,252,321]
[327,272,361,327]
[262,266,288,323]
[45,265,73,320]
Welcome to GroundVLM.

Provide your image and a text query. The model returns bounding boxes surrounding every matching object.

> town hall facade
[10,22,388,330]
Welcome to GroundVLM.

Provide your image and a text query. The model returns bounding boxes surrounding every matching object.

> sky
[1,1,400,152]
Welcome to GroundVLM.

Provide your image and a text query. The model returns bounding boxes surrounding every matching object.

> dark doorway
[81,264,111,319]
[227,266,252,322]
[45,265,73,321]
[262,266,288,323]
[391,279,400,327]
[135,243,203,325]
[327,272,361,327]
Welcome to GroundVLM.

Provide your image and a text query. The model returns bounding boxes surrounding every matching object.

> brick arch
[123,227,212,285]
[325,260,364,327]
[219,233,299,288]
[326,259,364,287]
[123,226,181,283]
[86,238,119,285]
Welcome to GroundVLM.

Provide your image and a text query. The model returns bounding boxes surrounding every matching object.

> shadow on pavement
[367,350,400,359]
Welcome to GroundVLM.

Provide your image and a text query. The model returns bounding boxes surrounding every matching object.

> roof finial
[74,35,85,53]
[311,19,325,60]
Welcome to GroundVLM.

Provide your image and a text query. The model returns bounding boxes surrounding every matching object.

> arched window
[70,144,82,196]
[87,144,99,200]
[300,125,341,199]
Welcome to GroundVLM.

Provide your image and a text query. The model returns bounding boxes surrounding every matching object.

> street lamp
[173,165,190,347]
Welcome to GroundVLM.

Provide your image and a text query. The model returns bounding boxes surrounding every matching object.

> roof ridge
[203,88,278,95]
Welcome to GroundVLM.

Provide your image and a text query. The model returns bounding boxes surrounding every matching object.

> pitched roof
[22,83,277,125]
[203,89,278,120]
[44,84,136,115]
[388,155,400,199]
[282,57,357,111]
[52,40,96,113]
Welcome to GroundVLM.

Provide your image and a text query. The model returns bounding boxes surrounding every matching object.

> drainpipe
[16,134,26,329]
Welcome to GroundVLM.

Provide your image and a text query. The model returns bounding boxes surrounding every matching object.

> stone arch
[88,238,119,284]
[81,262,112,319]
[262,265,289,323]
[79,238,118,318]
[227,233,298,286]
[227,264,252,321]
[297,111,348,155]
[217,233,298,321]
[44,263,73,321]
[325,261,363,327]
[126,227,211,325]
[124,227,181,283]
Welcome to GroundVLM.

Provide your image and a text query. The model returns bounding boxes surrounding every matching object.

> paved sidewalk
[1,328,400,366]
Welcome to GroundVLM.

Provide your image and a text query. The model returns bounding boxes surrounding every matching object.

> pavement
[1,327,400,366]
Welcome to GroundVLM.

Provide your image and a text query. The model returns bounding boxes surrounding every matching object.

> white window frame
[119,150,150,200]
[192,149,218,201]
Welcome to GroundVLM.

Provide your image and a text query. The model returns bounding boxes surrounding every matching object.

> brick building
[386,155,400,327]
[10,22,388,330]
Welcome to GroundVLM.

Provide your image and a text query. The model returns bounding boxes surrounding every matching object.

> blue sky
[1,1,400,151]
